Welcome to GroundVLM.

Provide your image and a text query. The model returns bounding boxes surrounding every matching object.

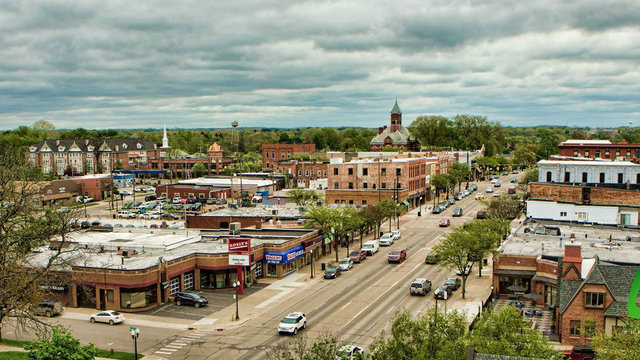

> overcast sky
[1,0,639,130]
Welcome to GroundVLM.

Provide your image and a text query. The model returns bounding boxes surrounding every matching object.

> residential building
[558,139,640,162]
[369,100,420,151]
[146,142,236,177]
[274,160,328,188]
[262,143,316,170]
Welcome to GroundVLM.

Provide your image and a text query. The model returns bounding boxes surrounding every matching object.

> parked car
[452,208,463,217]
[432,205,442,214]
[206,198,217,205]
[336,345,364,359]
[439,218,450,227]
[278,312,306,335]
[349,250,366,263]
[120,190,133,196]
[387,249,407,263]
[486,187,493,193]
[361,241,379,255]
[175,292,208,308]
[216,198,227,205]
[563,345,595,360]
[439,201,449,209]
[35,301,64,317]
[447,198,455,206]
[475,193,484,200]
[425,253,439,264]
[476,210,487,219]
[391,230,401,240]
[410,278,432,296]
[492,192,501,197]
[470,184,478,191]
[162,213,180,220]
[510,178,517,183]
[462,190,470,197]
[339,258,354,271]
[445,277,462,290]
[134,187,144,192]
[454,192,463,200]
[502,171,509,176]
[508,186,516,194]
[144,195,156,202]
[494,182,501,187]
[117,211,136,219]
[324,266,342,279]
[434,285,452,299]
[379,233,394,246]
[89,310,125,325]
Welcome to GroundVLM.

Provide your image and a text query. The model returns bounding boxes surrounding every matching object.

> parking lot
[141,283,269,320]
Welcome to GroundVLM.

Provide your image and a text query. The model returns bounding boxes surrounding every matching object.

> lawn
[0,352,28,360]
[0,339,143,359]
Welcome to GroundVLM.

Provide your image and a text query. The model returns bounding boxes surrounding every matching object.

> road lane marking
[155,351,173,355]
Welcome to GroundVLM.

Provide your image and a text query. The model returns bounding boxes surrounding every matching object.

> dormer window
[29,146,37,152]
[58,146,65,152]
[122,143,128,149]
[87,146,94,151]
[137,143,142,149]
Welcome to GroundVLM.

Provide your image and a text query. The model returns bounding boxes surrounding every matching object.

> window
[120,284,157,309]
[600,172,605,183]
[616,150,620,157]
[287,151,291,158]
[637,173,640,184]
[281,151,285,158]
[362,200,367,205]
[605,150,610,158]
[595,150,600,157]
[397,182,401,188]
[298,170,302,176]
[546,171,552,182]
[570,320,581,336]
[271,151,274,158]
[348,182,354,189]
[618,173,623,184]
[564,171,570,182]
[560,212,567,217]
[584,319,596,338]
[317,170,321,177]
[169,277,180,296]
[381,168,386,176]
[335,200,339,204]
[305,170,309,176]
[363,183,368,189]
[396,168,401,176]
[323,171,327,177]
[348,200,354,205]
[582,172,588,183]
[573,149,578,156]
[363,168,368,176]
[107,290,114,302]
[266,152,269,158]
[348,168,353,175]
[333,168,338,175]
[585,150,590,157]
[373,184,376,189]
[184,272,194,290]
[585,292,605,308]
[636,150,639,158]
[381,183,387,189]
[334,182,339,189]
[626,151,630,158]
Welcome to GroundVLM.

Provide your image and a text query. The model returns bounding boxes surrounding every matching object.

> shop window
[120,284,157,309]
[267,263,278,277]
[335,200,339,204]
[362,200,367,205]
[107,290,114,302]
[169,277,180,296]
[570,320,581,336]
[585,292,605,308]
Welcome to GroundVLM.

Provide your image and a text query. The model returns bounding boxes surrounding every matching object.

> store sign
[228,238,251,252]
[229,254,250,266]
[265,245,304,264]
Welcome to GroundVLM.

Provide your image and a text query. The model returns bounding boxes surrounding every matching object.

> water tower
[231,120,239,153]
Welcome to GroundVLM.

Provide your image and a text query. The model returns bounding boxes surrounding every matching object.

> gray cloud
[1,0,639,130]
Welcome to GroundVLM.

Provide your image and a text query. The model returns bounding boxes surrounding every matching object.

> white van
[361,240,379,256]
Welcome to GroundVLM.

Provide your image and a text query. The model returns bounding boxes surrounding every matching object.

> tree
[513,144,538,167]
[431,175,449,206]
[191,163,207,177]
[377,200,399,233]
[360,204,386,240]
[448,163,471,192]
[304,206,335,257]
[485,197,522,220]
[433,228,476,299]
[113,159,123,171]
[288,189,322,206]
[462,219,509,277]
[25,327,97,360]
[0,148,79,341]
[468,306,562,359]
[592,317,640,360]
[369,309,467,359]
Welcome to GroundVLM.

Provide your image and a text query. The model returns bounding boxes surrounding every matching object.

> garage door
[169,277,180,296]
[184,272,194,291]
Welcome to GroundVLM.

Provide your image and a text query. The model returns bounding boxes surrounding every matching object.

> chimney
[562,243,583,280]
[55,140,60,146]
[85,139,89,146]
[378,127,384,134]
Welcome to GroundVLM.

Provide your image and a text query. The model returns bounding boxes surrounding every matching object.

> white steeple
[161,124,169,149]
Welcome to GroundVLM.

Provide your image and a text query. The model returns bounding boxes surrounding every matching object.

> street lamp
[233,281,241,320]
[130,327,140,360]
[310,249,314,279]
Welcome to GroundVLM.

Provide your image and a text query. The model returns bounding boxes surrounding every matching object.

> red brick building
[155,184,230,201]
[262,143,316,170]
[147,142,236,177]
[558,139,640,162]
[274,160,328,188]
[369,100,420,151]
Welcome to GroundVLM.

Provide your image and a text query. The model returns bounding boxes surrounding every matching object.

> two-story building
[558,139,640,162]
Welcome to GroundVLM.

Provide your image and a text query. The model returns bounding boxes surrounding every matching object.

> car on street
[336,345,364,359]
[162,213,180,220]
[447,198,455,206]
[439,218,450,227]
[349,250,366,263]
[494,182,501,187]
[432,205,442,214]
[35,301,64,317]
[120,190,133,196]
[89,310,125,325]
[379,233,394,246]
[278,312,307,335]
[391,230,401,240]
[563,345,595,360]
[508,186,516,194]
[445,277,462,290]
[476,210,487,219]
[454,192,463,200]
[470,184,478,191]
[175,292,208,308]
[425,253,439,264]
[434,285,452,299]
[475,193,484,200]
[462,190,470,197]
[486,187,493,193]
[117,211,136,219]
[439,201,449,209]
[410,278,432,296]
[502,171,509,176]
[387,249,407,263]
[452,208,463,217]
[510,178,517,183]
[324,266,342,279]
[361,241,379,255]
[134,187,144,192]
[339,258,354,271]
[492,192,501,197]
[77,196,94,203]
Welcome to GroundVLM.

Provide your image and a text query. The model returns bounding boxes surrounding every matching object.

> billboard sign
[228,238,251,253]
[229,254,250,266]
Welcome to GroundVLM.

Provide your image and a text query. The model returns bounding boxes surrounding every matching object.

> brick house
[262,143,316,170]
[558,139,640,162]
[557,244,639,346]
[369,100,420,151]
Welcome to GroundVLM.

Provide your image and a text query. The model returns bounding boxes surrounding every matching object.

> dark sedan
[324,266,342,279]
[174,292,208,308]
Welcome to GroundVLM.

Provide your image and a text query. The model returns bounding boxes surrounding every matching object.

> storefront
[302,236,322,267]
[264,245,305,278]
[120,284,158,309]
[199,268,239,289]
[494,269,535,295]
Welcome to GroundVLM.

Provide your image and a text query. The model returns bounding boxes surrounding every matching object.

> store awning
[532,274,559,285]
[494,269,536,277]
[401,200,409,206]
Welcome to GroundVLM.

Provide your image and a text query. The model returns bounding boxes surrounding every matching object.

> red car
[349,250,366,263]
[563,345,595,360]
[388,249,407,263]
[439,218,451,227]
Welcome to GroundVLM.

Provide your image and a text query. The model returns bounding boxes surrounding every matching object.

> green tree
[431,175,449,207]
[289,189,322,206]
[433,227,476,299]
[485,197,522,220]
[513,144,538,167]
[25,327,97,360]
[463,219,509,277]
[369,309,467,360]
[468,306,562,359]
[191,163,207,177]
[113,159,123,171]
[449,163,471,192]
[360,204,386,240]
[592,317,640,360]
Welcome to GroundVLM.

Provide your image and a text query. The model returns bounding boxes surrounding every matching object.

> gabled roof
[370,126,414,145]
[31,139,156,153]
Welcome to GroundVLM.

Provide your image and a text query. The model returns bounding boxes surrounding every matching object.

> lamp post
[233,281,241,320]
[130,327,140,360]
[310,249,314,279]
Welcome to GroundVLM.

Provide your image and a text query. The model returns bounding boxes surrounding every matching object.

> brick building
[558,139,640,162]
[147,142,236,177]
[325,157,433,207]
[369,100,420,151]
[155,184,230,201]
[262,143,316,170]
[274,160,328,188]
[40,180,82,205]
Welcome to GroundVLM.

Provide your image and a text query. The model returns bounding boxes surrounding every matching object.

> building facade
[537,160,640,186]
[558,139,640,162]
[262,143,316,170]
[369,100,420,151]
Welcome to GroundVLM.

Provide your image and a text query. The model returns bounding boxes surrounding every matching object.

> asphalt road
[154,178,506,359]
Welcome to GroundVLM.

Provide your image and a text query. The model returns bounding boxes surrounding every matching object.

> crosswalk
[153,330,210,356]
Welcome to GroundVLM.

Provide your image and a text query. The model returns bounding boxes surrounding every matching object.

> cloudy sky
[1,0,639,130]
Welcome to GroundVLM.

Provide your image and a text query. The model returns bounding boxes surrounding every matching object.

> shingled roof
[30,139,157,153]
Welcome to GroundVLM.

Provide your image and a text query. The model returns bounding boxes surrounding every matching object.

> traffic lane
[0,317,181,354]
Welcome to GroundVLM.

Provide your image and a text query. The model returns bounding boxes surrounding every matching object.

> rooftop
[198,205,304,218]
[561,139,612,145]
[178,177,275,187]
[537,159,640,167]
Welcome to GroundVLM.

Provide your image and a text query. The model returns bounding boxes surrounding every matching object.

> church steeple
[390,99,402,132]
[161,124,169,149]
[391,98,402,114]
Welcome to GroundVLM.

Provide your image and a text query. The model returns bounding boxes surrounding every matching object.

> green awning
[401,200,409,206]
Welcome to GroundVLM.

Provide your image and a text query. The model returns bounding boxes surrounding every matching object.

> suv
[174,292,208,308]
[379,233,394,246]
[117,211,136,219]
[410,278,432,296]
[444,277,461,291]
[434,285,453,299]
[563,345,595,360]
[35,301,64,317]
[387,249,407,263]
[425,253,439,264]
[278,312,307,335]
[349,250,366,263]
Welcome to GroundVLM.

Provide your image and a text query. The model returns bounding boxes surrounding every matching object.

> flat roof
[561,140,612,145]
[198,205,304,218]
[538,160,640,167]
[178,177,275,187]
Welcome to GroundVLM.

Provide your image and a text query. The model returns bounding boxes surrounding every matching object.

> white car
[486,187,493,193]
[143,187,155,192]
[492,192,501,197]
[336,345,365,359]
[278,312,306,335]
[89,310,125,325]
[120,190,133,196]
[134,187,144,192]
[391,230,401,240]
[339,258,353,271]
[379,233,394,246]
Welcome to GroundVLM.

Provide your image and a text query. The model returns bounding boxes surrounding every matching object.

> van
[410,278,432,296]
[361,240,379,256]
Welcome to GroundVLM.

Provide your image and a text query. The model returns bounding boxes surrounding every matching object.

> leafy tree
[448,163,471,192]
[113,159,123,171]
[592,317,640,360]
[360,204,386,240]
[433,227,476,299]
[304,206,335,256]
[267,334,358,360]
[25,327,97,360]
[369,309,467,360]
[191,163,207,177]
[289,189,322,206]
[536,128,563,159]
[485,197,522,221]
[513,144,538,167]
[431,175,449,207]
[468,306,562,359]
[377,200,399,233]
[462,219,509,277]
